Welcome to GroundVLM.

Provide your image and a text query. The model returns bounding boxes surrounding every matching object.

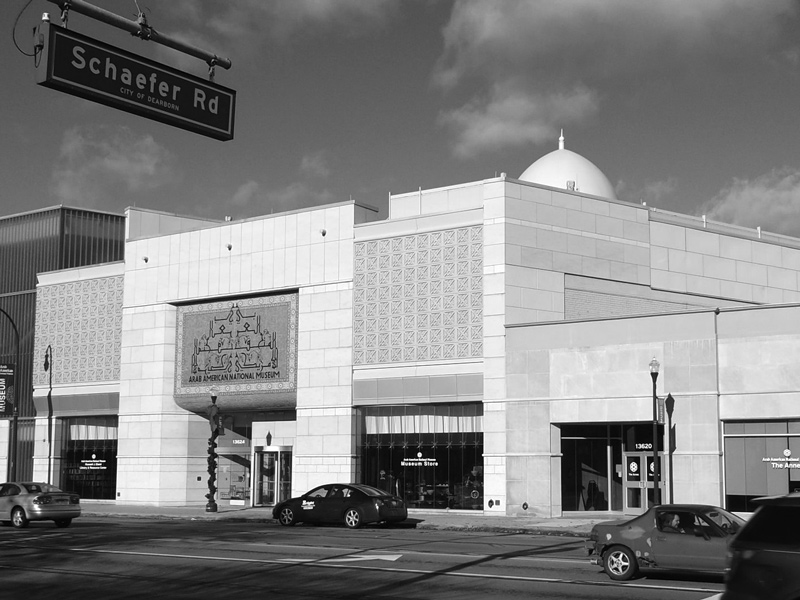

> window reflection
[358,403,483,510]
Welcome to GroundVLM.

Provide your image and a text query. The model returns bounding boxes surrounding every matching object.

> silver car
[0,482,81,528]
[586,503,745,580]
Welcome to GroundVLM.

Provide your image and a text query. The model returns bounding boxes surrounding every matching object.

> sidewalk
[79,501,606,537]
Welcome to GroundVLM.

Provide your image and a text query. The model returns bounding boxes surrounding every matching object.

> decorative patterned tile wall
[34,276,124,385]
[353,226,483,365]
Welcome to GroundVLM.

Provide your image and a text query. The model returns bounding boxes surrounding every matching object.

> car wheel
[603,545,638,581]
[11,507,29,529]
[54,519,72,528]
[344,507,363,529]
[277,507,296,526]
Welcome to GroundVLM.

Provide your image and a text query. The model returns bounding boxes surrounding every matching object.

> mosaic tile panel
[354,226,483,365]
[174,293,298,397]
[34,275,124,385]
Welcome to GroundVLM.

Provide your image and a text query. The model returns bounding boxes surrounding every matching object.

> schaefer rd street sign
[36,22,235,141]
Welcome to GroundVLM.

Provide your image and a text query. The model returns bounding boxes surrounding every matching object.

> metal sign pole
[45,0,231,73]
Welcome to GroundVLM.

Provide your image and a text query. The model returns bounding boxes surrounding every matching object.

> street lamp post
[649,357,661,506]
[0,307,20,482]
[43,345,54,483]
[206,387,220,512]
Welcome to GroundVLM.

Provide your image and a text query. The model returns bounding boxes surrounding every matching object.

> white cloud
[163,0,396,58]
[263,182,336,214]
[433,0,791,158]
[439,83,598,158]
[230,180,261,207]
[435,0,781,88]
[223,154,336,215]
[701,168,800,238]
[300,152,331,179]
[51,126,178,208]
[219,0,395,40]
[616,177,679,207]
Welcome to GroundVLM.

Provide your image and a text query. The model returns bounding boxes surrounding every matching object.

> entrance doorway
[253,446,292,506]
[623,452,664,513]
[218,454,250,505]
[560,423,666,513]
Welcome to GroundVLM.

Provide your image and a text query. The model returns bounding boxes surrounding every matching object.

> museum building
[0,206,126,484]
[4,136,800,516]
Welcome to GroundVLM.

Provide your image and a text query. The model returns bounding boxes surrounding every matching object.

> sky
[4,1,800,237]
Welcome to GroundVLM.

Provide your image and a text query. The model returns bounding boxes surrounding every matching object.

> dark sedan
[273,483,408,529]
[585,504,745,580]
[723,492,800,600]
[0,482,81,528]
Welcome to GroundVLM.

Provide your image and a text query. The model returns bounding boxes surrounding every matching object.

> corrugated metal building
[0,206,125,480]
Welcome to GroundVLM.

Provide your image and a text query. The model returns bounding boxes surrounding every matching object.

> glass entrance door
[254,446,292,506]
[623,452,664,513]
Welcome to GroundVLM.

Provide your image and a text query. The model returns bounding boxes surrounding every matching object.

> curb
[81,511,593,537]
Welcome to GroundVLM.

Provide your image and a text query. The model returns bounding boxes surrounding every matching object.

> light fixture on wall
[226,244,232,251]
[142,256,149,263]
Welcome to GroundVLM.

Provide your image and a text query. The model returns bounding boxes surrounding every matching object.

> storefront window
[60,416,117,500]
[724,420,800,512]
[357,403,483,510]
[561,424,624,512]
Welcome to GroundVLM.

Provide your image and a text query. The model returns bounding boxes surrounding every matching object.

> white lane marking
[278,554,402,564]
[192,540,588,564]
[70,548,722,593]
[136,539,587,565]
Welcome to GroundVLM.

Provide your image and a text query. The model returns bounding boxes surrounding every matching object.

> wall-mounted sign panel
[174,294,299,413]
[35,22,235,141]
[0,364,14,418]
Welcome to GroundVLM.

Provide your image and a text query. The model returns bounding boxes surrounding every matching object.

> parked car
[273,483,408,529]
[585,504,745,581]
[722,492,800,600]
[0,482,81,528]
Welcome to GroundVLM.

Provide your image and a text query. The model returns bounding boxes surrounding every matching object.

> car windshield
[701,507,745,533]
[22,483,63,494]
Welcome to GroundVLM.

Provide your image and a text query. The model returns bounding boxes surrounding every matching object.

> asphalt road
[0,517,726,600]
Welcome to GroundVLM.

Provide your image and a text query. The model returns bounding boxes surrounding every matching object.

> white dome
[519,132,616,200]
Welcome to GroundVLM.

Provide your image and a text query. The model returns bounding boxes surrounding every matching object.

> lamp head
[665,392,675,417]
[649,357,660,374]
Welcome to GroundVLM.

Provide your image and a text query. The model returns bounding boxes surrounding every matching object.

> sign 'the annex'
[35,22,235,141]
